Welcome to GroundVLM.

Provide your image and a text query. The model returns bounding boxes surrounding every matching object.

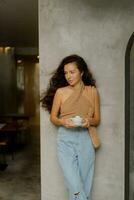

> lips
[68,80,73,84]
[68,80,73,82]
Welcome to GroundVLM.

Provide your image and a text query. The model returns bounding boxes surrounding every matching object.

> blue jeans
[57,126,95,200]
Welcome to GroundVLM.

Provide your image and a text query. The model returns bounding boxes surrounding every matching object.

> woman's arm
[50,89,63,126]
[50,89,77,128]
[89,87,100,126]
[82,87,100,128]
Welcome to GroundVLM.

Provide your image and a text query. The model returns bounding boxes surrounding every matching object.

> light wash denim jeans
[57,126,95,200]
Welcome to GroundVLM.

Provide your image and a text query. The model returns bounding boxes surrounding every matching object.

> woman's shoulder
[56,86,70,94]
[85,85,98,95]
[85,85,96,88]
[85,85,96,90]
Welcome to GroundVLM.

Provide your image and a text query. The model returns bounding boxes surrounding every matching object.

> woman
[41,55,100,200]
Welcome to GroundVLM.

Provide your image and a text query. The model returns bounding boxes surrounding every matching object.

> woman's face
[64,62,83,86]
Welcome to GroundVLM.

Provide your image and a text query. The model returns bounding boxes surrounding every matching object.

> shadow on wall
[125,32,134,200]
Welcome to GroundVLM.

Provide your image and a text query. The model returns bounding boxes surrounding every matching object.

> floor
[0,126,41,200]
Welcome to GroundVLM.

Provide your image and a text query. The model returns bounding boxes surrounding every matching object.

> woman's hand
[81,117,90,128]
[60,118,78,128]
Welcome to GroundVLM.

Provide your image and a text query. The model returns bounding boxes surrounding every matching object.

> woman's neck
[69,81,84,90]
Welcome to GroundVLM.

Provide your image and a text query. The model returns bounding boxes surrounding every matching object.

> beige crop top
[59,81,95,119]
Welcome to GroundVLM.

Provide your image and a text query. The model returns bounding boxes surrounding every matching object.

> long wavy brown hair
[41,55,96,113]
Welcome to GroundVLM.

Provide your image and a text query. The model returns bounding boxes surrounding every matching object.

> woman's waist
[58,125,88,134]
[57,126,90,144]
[59,113,87,119]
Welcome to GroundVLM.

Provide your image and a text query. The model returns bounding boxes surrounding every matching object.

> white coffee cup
[70,116,83,126]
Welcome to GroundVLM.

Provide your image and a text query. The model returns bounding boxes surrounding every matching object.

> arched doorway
[125,32,134,200]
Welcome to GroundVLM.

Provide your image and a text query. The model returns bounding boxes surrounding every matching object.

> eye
[70,71,75,74]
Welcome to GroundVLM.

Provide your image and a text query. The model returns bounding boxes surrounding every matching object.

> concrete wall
[39,1,134,200]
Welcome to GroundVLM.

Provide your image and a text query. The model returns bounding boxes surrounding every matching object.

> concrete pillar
[39,1,134,199]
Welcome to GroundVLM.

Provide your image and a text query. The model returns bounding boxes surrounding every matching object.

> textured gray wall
[39,0,134,200]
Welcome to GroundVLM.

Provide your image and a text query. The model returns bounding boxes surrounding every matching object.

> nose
[66,73,71,79]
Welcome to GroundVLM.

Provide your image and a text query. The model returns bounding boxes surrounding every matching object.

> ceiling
[0,0,38,47]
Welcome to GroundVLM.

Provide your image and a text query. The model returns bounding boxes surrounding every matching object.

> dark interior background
[0,0,39,116]
[0,1,40,200]
[0,0,38,47]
